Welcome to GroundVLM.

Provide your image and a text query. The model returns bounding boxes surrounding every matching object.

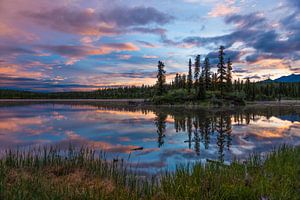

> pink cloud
[143,55,159,59]
[208,5,240,17]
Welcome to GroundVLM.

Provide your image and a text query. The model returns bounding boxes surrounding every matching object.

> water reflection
[154,111,167,148]
[0,102,299,173]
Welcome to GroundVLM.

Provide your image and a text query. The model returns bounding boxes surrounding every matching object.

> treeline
[0,86,155,99]
[154,46,300,103]
[0,45,299,101]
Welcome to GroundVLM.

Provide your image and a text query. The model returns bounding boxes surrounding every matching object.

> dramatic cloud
[179,6,300,77]
[224,12,265,29]
[24,6,173,36]
[0,0,299,90]
[39,43,139,57]
[0,45,35,56]
[0,76,98,92]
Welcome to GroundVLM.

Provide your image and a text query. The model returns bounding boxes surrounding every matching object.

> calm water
[0,102,300,173]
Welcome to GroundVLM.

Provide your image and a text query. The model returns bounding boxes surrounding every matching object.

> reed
[0,145,299,199]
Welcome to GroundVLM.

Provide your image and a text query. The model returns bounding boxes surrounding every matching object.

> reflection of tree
[154,109,237,158]
[216,115,226,162]
[216,114,233,162]
[225,115,232,150]
[194,129,200,156]
[202,118,212,150]
[187,116,193,149]
[245,113,250,125]
[193,119,200,155]
[154,112,168,148]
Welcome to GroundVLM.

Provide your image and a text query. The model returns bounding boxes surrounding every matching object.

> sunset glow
[0,0,299,91]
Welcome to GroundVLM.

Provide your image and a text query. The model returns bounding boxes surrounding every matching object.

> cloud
[130,27,167,35]
[136,40,159,48]
[181,10,300,65]
[0,71,170,92]
[0,63,44,79]
[23,6,173,36]
[0,45,35,56]
[38,43,139,61]
[0,76,98,92]
[224,12,265,29]
[103,6,174,26]
[208,5,240,18]
[118,54,132,60]
[286,0,300,9]
[24,7,118,36]
[232,68,248,73]
[245,75,261,79]
[143,55,159,59]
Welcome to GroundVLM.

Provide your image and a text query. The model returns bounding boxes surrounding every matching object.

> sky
[0,0,299,92]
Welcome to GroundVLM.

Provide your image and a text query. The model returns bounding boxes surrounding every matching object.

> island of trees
[154,45,237,105]
[0,46,299,104]
[153,46,300,105]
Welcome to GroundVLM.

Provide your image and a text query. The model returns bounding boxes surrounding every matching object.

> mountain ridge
[262,74,300,83]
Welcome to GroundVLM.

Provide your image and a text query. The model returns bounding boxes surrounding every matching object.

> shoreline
[0,99,299,104]
[0,99,300,111]
[0,99,146,102]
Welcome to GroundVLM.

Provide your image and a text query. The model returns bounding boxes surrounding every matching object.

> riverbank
[0,98,299,105]
[0,146,299,199]
[0,99,145,102]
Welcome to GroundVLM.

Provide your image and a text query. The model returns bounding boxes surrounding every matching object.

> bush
[152,89,195,104]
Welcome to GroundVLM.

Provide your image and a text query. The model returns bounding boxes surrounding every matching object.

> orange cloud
[88,43,139,55]
[0,22,38,42]
[208,5,240,17]
[0,64,44,79]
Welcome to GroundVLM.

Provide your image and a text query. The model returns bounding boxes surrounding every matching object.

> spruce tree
[156,61,166,96]
[212,73,218,91]
[226,58,233,92]
[245,78,251,100]
[194,55,201,86]
[198,75,206,99]
[203,57,211,90]
[182,74,187,89]
[187,58,193,93]
[217,46,226,96]
[175,73,180,89]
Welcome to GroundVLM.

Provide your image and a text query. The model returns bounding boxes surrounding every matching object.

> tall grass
[0,145,299,199]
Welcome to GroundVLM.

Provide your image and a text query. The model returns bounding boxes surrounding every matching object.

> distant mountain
[261,74,300,83]
[274,74,300,83]
[278,115,300,123]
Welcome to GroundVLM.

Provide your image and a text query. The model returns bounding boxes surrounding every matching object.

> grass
[0,145,299,199]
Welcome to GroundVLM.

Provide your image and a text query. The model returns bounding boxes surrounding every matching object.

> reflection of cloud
[0,116,44,132]
[64,131,140,154]
[118,137,130,142]
[51,112,66,120]
[95,109,156,120]
[233,116,297,139]
[136,148,160,156]
[1,103,300,173]
[0,113,50,148]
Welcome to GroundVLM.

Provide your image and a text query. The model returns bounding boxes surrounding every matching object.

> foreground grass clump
[0,146,299,200]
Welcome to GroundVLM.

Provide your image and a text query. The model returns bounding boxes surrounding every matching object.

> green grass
[0,145,299,199]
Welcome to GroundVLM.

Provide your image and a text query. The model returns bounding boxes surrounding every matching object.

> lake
[0,102,299,174]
